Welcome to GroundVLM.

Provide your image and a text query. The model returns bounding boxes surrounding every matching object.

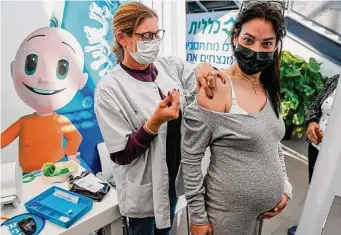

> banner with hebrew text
[186,11,238,69]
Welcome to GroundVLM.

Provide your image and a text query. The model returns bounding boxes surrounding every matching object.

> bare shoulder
[197,68,233,112]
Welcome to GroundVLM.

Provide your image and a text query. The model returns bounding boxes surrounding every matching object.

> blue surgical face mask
[128,38,161,65]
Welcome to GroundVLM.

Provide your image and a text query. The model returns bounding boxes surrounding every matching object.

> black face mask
[234,44,275,75]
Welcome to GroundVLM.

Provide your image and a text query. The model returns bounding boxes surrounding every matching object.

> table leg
[102,218,124,235]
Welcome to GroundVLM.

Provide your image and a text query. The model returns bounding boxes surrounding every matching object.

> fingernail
[168,91,171,96]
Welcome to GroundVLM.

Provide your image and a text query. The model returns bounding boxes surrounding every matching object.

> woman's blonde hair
[112,2,158,63]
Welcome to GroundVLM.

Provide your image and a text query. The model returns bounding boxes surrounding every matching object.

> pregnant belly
[205,165,284,213]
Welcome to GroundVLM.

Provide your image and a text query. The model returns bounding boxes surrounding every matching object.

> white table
[1,167,123,235]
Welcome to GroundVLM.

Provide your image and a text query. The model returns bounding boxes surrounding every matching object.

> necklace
[232,66,260,94]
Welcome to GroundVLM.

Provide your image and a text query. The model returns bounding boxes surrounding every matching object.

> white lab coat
[94,55,196,229]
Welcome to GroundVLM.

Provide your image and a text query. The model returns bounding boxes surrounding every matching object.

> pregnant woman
[182,2,293,234]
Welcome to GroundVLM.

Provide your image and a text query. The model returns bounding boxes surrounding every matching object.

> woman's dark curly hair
[231,2,286,118]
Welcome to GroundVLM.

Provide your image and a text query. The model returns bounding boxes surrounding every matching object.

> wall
[1,0,54,163]
[141,0,187,59]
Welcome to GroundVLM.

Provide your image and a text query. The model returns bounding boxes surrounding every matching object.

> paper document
[74,174,103,193]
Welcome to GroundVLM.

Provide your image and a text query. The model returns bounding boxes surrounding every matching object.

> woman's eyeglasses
[242,0,287,15]
[134,29,165,43]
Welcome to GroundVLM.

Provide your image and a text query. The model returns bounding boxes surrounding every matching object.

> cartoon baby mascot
[1,27,88,173]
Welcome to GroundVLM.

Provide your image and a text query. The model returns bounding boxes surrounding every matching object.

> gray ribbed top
[181,98,292,234]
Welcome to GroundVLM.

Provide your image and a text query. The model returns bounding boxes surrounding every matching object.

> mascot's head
[11,27,88,114]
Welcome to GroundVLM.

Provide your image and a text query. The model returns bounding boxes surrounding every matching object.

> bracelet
[144,123,158,135]
[23,174,35,184]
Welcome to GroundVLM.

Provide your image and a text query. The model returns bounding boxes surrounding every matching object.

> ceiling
[186,1,239,14]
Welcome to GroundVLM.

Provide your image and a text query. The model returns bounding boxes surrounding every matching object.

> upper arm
[197,78,230,112]
[1,118,21,148]
[181,104,212,224]
[94,86,132,153]
[278,143,293,199]
[59,115,82,154]
[181,104,212,157]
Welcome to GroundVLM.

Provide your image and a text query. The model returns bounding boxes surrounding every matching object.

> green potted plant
[280,50,326,139]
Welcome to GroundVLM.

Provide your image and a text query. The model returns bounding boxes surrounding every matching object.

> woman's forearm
[181,105,213,224]
[182,151,210,224]
[110,124,157,165]
[278,144,293,199]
